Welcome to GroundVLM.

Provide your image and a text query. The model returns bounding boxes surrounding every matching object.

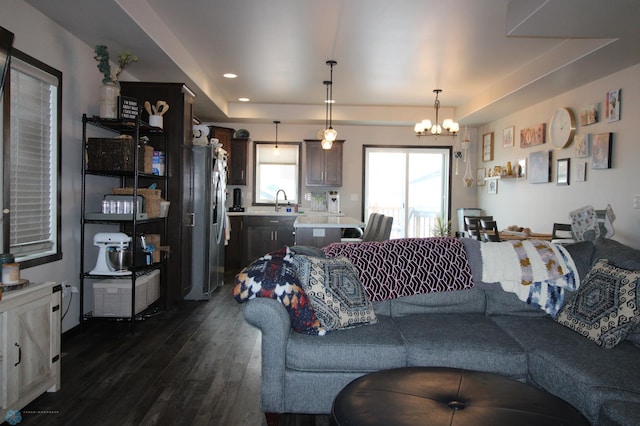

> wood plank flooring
[21,272,330,426]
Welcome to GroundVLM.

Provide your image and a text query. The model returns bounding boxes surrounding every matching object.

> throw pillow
[292,255,377,331]
[555,259,640,348]
[569,205,600,241]
[233,247,325,335]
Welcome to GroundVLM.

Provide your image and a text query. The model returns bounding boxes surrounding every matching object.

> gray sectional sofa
[241,237,640,425]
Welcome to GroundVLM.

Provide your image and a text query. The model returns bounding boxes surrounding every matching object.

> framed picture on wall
[520,123,546,148]
[556,158,570,185]
[476,168,486,186]
[575,161,587,182]
[487,179,498,194]
[592,132,613,169]
[606,89,621,122]
[529,150,551,183]
[579,103,598,126]
[503,126,514,148]
[482,132,494,162]
[574,133,590,158]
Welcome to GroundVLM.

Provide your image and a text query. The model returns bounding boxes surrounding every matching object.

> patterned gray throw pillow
[292,255,377,331]
[555,259,640,348]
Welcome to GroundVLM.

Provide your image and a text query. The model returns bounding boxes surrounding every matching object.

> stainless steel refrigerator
[185,144,227,300]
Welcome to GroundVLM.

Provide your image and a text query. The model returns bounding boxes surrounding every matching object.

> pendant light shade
[322,60,337,149]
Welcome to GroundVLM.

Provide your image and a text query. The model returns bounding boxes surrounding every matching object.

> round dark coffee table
[331,367,589,426]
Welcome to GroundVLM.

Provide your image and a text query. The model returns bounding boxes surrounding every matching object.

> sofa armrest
[243,298,291,413]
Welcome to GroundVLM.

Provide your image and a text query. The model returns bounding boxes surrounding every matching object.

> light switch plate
[634,195,640,209]
[312,228,325,237]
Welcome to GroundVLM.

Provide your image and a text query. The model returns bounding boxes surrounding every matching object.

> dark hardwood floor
[22,272,330,426]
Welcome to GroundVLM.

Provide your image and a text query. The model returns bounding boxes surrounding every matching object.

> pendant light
[273,120,280,156]
[322,60,337,149]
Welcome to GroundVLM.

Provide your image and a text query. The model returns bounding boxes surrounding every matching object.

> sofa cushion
[291,255,377,331]
[482,284,548,317]
[492,315,640,424]
[393,313,528,380]
[389,287,485,316]
[562,240,595,280]
[555,259,640,348]
[233,247,324,335]
[593,238,640,271]
[286,314,406,372]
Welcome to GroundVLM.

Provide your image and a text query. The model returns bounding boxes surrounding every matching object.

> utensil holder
[149,114,163,129]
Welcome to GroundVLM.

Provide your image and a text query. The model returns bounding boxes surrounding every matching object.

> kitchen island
[294,215,364,248]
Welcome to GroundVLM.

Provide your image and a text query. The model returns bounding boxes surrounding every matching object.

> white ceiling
[24,0,640,127]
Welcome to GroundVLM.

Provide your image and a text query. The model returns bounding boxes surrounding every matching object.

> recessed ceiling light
[223,73,237,79]
[238,97,250,102]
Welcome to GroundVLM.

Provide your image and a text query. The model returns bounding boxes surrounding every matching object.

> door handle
[188,213,196,227]
[14,342,21,367]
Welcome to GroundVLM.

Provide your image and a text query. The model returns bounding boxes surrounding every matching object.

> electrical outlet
[634,195,640,209]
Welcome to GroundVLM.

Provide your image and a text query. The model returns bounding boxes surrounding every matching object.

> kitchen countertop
[293,216,364,229]
[226,210,342,217]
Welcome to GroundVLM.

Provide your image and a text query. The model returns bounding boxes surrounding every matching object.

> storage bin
[87,137,153,173]
[144,270,161,306]
[112,187,163,218]
[92,270,159,317]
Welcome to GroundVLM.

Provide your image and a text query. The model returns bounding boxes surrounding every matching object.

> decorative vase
[99,82,120,119]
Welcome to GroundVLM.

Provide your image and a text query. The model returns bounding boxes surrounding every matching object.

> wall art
[476,168,486,186]
[592,132,613,169]
[515,158,526,180]
[528,150,551,183]
[579,103,598,126]
[487,178,498,194]
[482,132,494,162]
[503,126,514,148]
[556,158,570,185]
[573,133,590,158]
[575,161,587,182]
[520,123,546,148]
[606,89,621,122]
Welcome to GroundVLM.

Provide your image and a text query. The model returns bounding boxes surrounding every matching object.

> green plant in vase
[432,216,452,237]
[94,45,138,118]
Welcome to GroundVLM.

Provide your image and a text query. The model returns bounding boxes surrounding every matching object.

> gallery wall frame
[476,168,486,186]
[482,132,494,162]
[575,161,587,182]
[487,178,498,194]
[520,123,546,148]
[529,150,552,183]
[606,89,621,122]
[592,132,613,169]
[556,158,570,185]
[574,133,590,158]
[579,103,598,126]
[503,126,515,148]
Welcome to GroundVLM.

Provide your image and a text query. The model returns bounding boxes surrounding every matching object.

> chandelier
[322,60,337,150]
[414,89,459,138]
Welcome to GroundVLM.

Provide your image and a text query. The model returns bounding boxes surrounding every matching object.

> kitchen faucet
[275,189,288,212]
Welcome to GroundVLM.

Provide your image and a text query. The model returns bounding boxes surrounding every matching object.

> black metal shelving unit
[80,114,168,331]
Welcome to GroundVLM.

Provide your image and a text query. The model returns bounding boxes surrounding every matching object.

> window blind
[9,59,57,259]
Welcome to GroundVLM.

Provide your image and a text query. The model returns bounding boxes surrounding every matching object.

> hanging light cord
[274,120,280,149]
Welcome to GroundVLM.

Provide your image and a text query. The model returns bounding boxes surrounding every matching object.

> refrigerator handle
[188,212,196,227]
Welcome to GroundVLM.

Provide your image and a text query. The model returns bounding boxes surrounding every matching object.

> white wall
[1,0,130,332]
[476,63,640,249]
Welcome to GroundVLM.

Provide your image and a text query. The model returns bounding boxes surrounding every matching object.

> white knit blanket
[481,240,580,316]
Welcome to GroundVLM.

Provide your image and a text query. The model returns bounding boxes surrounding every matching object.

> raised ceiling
[24,0,640,126]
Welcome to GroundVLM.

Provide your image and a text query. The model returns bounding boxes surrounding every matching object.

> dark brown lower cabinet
[242,216,295,266]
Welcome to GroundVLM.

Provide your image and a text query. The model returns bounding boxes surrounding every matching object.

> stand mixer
[90,232,133,275]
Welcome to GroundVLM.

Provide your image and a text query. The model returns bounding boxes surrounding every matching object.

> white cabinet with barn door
[0,281,61,420]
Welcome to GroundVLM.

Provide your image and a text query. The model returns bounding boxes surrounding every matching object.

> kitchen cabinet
[80,114,168,330]
[225,215,243,271]
[209,126,234,155]
[121,82,196,305]
[304,140,343,186]
[242,216,295,266]
[0,282,61,420]
[229,138,249,185]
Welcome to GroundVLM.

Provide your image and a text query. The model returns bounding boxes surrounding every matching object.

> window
[2,49,62,268]
[363,146,451,238]
[253,142,301,205]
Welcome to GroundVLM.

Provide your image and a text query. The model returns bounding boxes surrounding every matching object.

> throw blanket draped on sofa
[480,239,579,317]
[323,237,474,302]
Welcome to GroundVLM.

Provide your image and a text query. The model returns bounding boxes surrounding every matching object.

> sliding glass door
[363,146,451,238]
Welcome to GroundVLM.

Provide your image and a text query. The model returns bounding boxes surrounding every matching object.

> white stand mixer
[90,232,133,275]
